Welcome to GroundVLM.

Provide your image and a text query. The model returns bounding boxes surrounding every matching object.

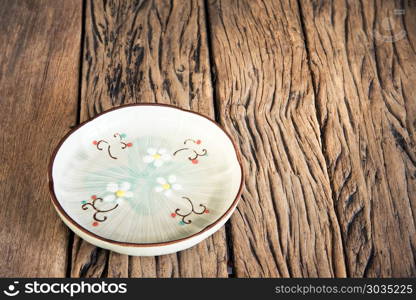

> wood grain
[207,0,346,277]
[0,0,81,276]
[2,0,415,278]
[299,0,416,277]
[70,0,228,278]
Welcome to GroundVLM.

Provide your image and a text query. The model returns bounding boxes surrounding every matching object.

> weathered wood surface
[70,0,228,278]
[0,0,82,277]
[207,0,346,277]
[300,0,416,277]
[1,0,415,278]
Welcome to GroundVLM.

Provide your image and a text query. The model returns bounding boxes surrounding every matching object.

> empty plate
[48,104,243,256]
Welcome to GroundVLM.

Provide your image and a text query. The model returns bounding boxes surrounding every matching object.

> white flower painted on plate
[103,182,133,204]
[143,148,171,167]
[155,175,182,197]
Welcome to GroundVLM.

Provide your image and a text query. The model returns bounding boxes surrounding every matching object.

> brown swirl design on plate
[92,132,133,159]
[173,139,207,164]
[81,195,119,226]
[171,196,209,225]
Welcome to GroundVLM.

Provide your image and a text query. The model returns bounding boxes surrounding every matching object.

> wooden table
[1,0,415,278]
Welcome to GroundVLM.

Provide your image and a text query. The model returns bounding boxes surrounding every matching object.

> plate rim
[48,103,244,248]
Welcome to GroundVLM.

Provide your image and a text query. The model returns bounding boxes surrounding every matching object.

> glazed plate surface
[49,104,242,256]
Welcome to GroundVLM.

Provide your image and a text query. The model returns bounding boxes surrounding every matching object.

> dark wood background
[1,0,415,277]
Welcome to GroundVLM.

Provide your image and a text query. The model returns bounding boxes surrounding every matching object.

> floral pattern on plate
[82,137,209,227]
[81,182,133,226]
[103,182,134,204]
[154,175,182,197]
[143,148,172,167]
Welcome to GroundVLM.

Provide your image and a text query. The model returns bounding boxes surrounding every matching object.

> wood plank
[299,0,416,277]
[0,0,82,276]
[207,0,346,277]
[71,0,228,278]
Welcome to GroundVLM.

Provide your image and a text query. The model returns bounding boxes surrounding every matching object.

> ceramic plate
[48,104,243,256]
